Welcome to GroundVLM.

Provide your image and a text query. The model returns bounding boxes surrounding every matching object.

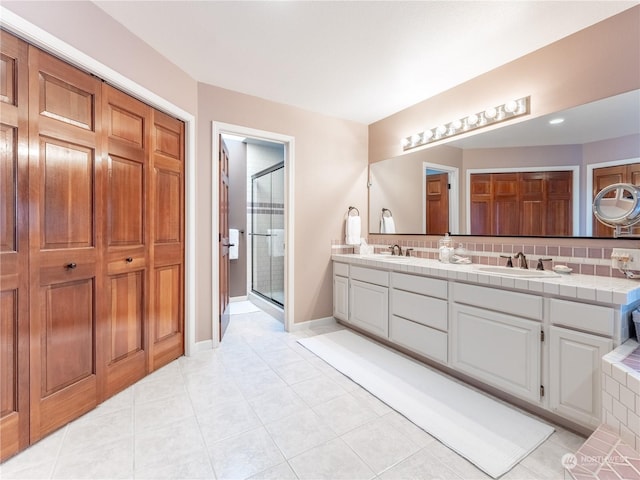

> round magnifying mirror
[593,183,640,227]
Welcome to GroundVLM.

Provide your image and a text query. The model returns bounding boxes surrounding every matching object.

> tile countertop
[332,254,640,307]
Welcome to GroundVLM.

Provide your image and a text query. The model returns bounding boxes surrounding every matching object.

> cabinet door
[349,280,388,338]
[333,275,349,322]
[450,304,541,403]
[549,326,612,428]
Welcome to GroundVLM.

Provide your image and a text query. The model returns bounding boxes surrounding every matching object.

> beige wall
[3,1,198,114]
[197,83,368,341]
[3,1,369,345]
[369,6,640,164]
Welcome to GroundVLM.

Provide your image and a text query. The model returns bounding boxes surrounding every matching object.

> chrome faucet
[389,244,403,256]
[514,251,528,269]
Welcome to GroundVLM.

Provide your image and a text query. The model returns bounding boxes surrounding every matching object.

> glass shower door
[251,164,284,307]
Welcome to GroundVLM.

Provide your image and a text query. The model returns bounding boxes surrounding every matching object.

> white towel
[380,216,396,234]
[345,215,361,245]
[229,228,239,260]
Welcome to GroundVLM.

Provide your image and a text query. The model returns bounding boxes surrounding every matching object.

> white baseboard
[194,339,214,352]
[289,316,336,332]
[230,296,248,302]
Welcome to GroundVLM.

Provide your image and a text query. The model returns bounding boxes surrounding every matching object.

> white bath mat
[298,329,554,478]
[228,301,261,315]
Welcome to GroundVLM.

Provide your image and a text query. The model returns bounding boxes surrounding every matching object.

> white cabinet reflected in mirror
[369,89,640,238]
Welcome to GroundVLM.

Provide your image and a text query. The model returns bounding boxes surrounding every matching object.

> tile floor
[1,302,586,479]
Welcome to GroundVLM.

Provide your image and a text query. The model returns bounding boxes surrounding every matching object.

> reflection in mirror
[369,89,640,238]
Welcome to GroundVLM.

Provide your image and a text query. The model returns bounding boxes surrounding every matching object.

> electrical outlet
[611,248,640,270]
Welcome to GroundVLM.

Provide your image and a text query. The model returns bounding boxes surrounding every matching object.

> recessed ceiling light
[549,118,565,125]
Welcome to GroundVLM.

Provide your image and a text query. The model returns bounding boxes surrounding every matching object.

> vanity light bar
[402,96,531,151]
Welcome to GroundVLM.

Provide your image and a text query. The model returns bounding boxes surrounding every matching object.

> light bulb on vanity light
[423,129,434,141]
[436,125,447,136]
[485,106,497,119]
[504,100,518,113]
[411,133,422,145]
[467,113,479,126]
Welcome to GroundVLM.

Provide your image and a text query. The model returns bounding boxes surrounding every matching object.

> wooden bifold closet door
[0,31,185,460]
[0,30,30,460]
[27,46,105,442]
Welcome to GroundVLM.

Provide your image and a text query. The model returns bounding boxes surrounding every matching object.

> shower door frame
[251,162,285,307]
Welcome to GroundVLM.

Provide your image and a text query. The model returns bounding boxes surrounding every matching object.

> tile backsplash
[332,235,640,279]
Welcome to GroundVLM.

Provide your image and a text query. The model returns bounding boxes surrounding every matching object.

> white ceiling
[93,1,638,125]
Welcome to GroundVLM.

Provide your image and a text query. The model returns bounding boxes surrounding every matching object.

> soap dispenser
[438,233,453,263]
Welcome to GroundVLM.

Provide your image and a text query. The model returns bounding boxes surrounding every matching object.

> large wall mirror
[369,89,640,238]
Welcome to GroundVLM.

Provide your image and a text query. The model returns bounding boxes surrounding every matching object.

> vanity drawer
[350,265,389,287]
[334,262,349,277]
[390,315,447,364]
[452,282,543,321]
[549,298,614,336]
[391,272,448,299]
[391,289,447,331]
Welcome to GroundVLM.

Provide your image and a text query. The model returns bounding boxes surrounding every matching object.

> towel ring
[382,208,393,217]
[348,206,360,216]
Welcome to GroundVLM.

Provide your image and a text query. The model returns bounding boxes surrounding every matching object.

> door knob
[126,257,133,263]
[66,262,77,269]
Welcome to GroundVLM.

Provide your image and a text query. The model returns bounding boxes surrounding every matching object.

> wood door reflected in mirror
[426,172,449,234]
[369,89,640,238]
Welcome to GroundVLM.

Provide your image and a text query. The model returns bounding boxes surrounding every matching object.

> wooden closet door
[101,85,150,398]
[0,31,30,461]
[27,47,104,441]
[493,173,519,236]
[425,173,449,234]
[546,171,572,236]
[469,174,493,235]
[149,110,184,370]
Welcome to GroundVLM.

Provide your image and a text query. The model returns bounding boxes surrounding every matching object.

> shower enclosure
[251,163,285,307]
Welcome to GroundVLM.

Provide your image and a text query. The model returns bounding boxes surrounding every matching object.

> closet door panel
[41,279,94,395]
[155,168,181,243]
[40,139,94,248]
[102,85,149,399]
[108,155,143,247]
[149,110,184,370]
[1,125,17,253]
[28,46,103,441]
[0,31,29,461]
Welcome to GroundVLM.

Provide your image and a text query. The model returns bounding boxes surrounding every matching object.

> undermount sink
[474,266,560,278]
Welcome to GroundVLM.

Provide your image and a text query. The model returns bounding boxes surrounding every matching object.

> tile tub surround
[332,236,640,279]
[602,341,640,451]
[566,424,640,480]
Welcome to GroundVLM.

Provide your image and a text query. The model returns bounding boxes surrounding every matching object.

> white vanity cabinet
[349,266,389,337]
[333,262,349,321]
[331,255,639,431]
[450,283,543,403]
[548,299,614,428]
[389,272,448,363]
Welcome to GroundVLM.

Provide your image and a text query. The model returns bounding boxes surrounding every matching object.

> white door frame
[1,7,198,356]
[212,122,295,347]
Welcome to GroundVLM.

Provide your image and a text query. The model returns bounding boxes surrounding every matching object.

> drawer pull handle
[126,257,133,263]
[66,262,77,269]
